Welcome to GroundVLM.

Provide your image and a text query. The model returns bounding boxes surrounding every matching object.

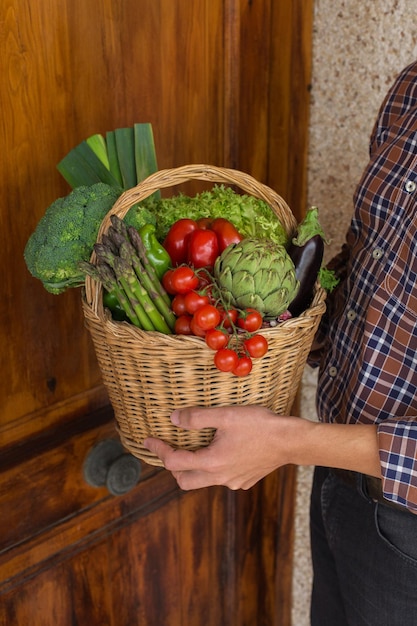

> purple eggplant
[287,207,327,317]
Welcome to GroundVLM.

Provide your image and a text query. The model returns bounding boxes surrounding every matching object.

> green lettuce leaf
[141,185,288,245]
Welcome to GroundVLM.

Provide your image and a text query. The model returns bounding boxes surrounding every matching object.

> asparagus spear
[79,260,141,326]
[94,243,172,334]
[119,241,175,330]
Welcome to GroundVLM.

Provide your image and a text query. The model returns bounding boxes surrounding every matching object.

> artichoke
[214,238,299,318]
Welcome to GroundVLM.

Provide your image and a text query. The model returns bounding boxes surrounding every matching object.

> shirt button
[372,247,383,259]
[328,366,338,378]
[405,180,416,193]
[347,309,356,321]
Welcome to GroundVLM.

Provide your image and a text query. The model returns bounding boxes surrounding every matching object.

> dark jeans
[310,466,417,625]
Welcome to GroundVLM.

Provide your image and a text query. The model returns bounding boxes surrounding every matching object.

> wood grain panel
[0,0,226,445]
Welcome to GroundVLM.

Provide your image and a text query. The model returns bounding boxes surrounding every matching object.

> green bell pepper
[139,224,171,279]
[103,289,128,321]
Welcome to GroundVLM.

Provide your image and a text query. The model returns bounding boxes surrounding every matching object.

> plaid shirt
[312,61,417,512]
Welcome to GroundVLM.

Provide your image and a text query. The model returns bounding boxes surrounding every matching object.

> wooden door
[0,1,313,624]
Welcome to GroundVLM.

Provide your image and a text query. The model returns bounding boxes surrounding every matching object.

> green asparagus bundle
[80,216,175,334]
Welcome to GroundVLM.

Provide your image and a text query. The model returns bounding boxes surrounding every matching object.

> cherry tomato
[209,217,243,252]
[219,307,238,329]
[186,228,219,268]
[214,348,239,372]
[197,269,213,289]
[193,304,222,330]
[161,268,177,295]
[171,293,188,316]
[205,328,229,351]
[163,219,198,266]
[232,355,253,377]
[190,316,207,337]
[244,334,268,358]
[184,290,210,314]
[174,314,193,335]
[170,266,199,294]
[237,308,263,332]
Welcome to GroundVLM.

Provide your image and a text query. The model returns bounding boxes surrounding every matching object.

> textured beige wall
[292,2,417,624]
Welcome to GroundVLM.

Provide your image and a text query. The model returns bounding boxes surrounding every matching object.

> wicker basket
[82,164,327,466]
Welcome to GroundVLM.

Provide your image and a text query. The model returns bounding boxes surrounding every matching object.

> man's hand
[144,405,382,490]
[143,405,294,491]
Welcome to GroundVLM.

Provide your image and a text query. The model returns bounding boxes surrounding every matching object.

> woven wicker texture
[83,164,327,466]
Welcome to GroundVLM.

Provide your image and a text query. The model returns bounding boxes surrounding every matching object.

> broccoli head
[24,183,122,294]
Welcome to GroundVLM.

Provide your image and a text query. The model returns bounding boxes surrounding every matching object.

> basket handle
[85,164,297,307]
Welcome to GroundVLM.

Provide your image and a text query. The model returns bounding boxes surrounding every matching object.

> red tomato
[170,266,199,294]
[197,268,213,289]
[174,314,193,335]
[244,334,268,358]
[193,304,222,330]
[186,228,219,268]
[190,316,207,338]
[161,268,177,295]
[205,328,229,351]
[209,217,243,252]
[219,307,238,329]
[232,355,253,377]
[237,308,263,332]
[214,348,239,372]
[163,219,198,266]
[184,290,210,314]
[171,293,188,316]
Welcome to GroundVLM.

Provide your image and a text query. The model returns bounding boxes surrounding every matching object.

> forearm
[286,418,381,478]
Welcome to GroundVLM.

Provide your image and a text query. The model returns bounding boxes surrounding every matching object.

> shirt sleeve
[378,419,417,512]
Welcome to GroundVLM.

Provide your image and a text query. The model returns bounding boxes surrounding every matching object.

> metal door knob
[83,439,142,496]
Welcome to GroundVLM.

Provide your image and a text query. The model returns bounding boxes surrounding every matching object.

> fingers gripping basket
[82,164,327,467]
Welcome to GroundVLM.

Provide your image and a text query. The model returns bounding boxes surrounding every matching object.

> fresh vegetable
[214,348,239,373]
[138,224,171,279]
[57,123,160,196]
[163,261,270,377]
[103,289,128,321]
[163,218,198,266]
[287,206,327,317]
[189,316,207,338]
[144,185,288,245]
[24,183,122,294]
[205,328,229,351]
[237,308,263,332]
[208,217,243,252]
[161,268,176,294]
[214,238,299,318]
[318,267,339,292]
[174,314,193,335]
[163,216,243,269]
[171,294,188,316]
[232,356,253,377]
[23,183,158,295]
[186,228,219,268]
[244,334,268,358]
[169,266,199,294]
[193,304,221,330]
[184,290,210,314]
[80,215,175,333]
